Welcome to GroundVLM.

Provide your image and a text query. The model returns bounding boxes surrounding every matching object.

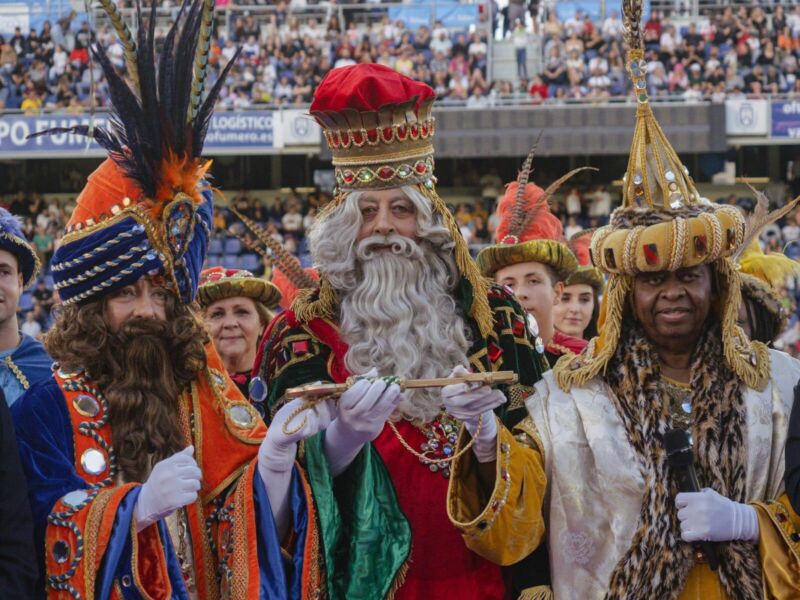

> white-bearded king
[255,64,551,599]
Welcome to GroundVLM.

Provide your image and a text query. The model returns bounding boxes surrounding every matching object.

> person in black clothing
[0,389,39,597]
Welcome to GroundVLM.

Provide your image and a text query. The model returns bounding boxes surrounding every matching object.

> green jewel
[397,165,411,177]
[357,169,375,183]
[637,93,649,103]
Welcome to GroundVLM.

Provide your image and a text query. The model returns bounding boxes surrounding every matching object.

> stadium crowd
[2,3,800,110]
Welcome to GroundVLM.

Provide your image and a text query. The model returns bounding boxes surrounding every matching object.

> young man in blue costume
[11,1,328,597]
[0,207,51,405]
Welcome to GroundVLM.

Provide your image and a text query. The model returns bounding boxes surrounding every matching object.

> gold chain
[387,414,482,465]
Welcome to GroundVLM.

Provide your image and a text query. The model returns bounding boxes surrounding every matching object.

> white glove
[676,488,760,543]
[441,365,505,463]
[134,446,202,532]
[324,369,402,476]
[259,397,336,477]
[259,397,336,535]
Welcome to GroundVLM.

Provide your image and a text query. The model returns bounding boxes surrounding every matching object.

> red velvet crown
[310,64,437,191]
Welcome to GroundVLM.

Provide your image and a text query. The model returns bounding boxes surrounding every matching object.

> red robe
[304,315,509,600]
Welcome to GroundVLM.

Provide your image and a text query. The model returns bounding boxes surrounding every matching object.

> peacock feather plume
[30,0,240,214]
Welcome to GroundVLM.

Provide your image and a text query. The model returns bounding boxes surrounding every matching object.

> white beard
[338,234,472,424]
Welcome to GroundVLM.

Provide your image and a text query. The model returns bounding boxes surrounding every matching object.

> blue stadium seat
[209,237,223,255]
[224,238,242,255]
[206,254,222,268]
[222,254,239,269]
[240,253,259,272]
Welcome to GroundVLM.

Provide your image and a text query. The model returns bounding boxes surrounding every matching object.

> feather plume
[521,166,598,234]
[229,206,319,291]
[29,0,235,209]
[190,0,215,121]
[732,187,800,264]
[568,228,596,266]
[508,133,542,238]
[97,0,139,91]
[228,228,271,261]
[622,0,644,53]
[739,240,800,289]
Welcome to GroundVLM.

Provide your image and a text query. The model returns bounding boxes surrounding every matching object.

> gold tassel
[292,276,338,322]
[517,585,554,600]
[384,556,411,600]
[418,183,493,338]
[716,257,771,391]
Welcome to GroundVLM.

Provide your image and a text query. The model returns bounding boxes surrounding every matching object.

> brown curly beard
[45,298,209,482]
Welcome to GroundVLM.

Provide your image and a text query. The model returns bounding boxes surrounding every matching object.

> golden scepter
[284,370,518,400]
[281,371,518,464]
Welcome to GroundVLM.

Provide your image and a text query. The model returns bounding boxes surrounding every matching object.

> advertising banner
[771,99,800,138]
[0,110,278,157]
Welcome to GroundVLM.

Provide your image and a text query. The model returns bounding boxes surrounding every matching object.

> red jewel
[410,124,419,139]
[341,131,350,146]
[415,162,427,174]
[329,133,340,149]
[500,469,509,481]
[352,131,363,145]
[512,320,525,337]
[643,243,659,266]
[491,501,500,512]
[292,340,309,355]
[378,167,394,179]
[397,126,407,140]
[343,171,355,184]
[382,127,393,142]
[487,342,502,362]
[421,124,429,137]
[367,128,379,143]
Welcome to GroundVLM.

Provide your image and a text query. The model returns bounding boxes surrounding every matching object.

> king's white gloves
[676,488,759,543]
[135,446,201,532]
[324,369,402,476]
[441,365,505,463]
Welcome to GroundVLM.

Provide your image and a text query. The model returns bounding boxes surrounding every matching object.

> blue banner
[0,110,276,157]
[771,99,800,138]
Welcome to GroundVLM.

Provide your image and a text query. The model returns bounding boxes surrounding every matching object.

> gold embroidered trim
[5,355,29,389]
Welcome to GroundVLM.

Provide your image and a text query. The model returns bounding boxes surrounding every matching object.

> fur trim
[610,204,715,229]
[602,323,762,600]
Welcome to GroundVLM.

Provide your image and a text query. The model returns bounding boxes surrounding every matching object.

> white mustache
[355,234,423,261]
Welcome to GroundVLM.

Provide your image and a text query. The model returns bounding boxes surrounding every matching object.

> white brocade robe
[525,348,800,599]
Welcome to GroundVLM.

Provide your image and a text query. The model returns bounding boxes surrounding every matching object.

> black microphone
[664,428,720,571]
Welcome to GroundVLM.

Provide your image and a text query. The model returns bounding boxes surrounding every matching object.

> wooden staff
[284,371,518,400]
